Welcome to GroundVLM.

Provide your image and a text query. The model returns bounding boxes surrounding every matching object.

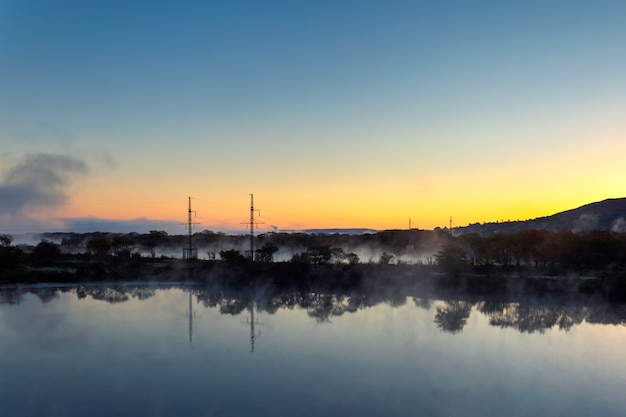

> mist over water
[1,283,625,417]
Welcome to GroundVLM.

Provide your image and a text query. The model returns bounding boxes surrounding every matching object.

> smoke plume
[572,213,599,233]
[611,217,626,233]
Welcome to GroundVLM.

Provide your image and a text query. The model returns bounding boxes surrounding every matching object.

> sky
[1,0,625,234]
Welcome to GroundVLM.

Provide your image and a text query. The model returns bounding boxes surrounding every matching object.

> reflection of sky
[0,289,625,416]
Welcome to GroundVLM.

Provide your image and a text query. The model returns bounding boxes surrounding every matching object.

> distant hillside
[455,198,626,236]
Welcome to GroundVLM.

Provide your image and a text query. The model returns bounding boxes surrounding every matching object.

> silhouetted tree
[306,245,332,265]
[459,232,490,268]
[434,243,468,276]
[111,236,135,257]
[290,252,310,263]
[33,240,61,263]
[86,237,113,257]
[330,247,346,264]
[0,235,22,269]
[486,234,513,268]
[516,229,549,267]
[256,242,279,262]
[0,234,13,247]
[378,252,395,265]
[219,249,247,264]
[345,252,360,265]
[143,230,169,249]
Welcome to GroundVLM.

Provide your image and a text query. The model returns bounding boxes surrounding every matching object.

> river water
[1,284,625,416]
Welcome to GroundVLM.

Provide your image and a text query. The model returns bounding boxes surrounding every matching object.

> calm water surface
[1,284,625,416]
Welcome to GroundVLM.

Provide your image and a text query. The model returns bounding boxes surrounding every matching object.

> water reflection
[186,290,195,343]
[2,283,626,417]
[244,301,261,352]
[2,283,625,335]
[433,301,472,333]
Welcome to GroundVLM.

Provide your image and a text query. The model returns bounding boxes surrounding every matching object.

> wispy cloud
[0,153,88,222]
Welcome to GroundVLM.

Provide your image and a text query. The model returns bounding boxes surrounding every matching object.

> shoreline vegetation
[1,229,626,302]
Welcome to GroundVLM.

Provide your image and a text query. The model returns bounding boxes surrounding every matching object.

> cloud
[0,153,88,220]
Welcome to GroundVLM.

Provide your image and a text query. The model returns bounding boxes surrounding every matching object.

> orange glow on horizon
[53,133,626,234]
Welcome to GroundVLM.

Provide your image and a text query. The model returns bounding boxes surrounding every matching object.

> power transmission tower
[182,196,199,259]
[241,194,263,260]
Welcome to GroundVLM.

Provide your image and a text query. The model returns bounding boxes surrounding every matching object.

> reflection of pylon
[242,300,262,352]
[185,290,198,344]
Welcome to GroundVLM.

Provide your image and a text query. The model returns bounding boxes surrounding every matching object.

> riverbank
[2,254,626,302]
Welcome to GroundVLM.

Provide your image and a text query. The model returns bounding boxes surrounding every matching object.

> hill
[455,198,626,236]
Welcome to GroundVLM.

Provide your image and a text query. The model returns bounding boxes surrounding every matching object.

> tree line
[435,229,626,276]
[2,229,626,280]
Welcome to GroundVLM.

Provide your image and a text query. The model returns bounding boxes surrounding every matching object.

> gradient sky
[1,0,625,234]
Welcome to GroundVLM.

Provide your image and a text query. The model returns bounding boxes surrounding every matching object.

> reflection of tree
[476,299,508,315]
[74,286,156,304]
[485,302,586,333]
[30,288,58,303]
[84,288,129,303]
[433,301,473,333]
[197,291,224,309]
[413,297,432,310]
[305,294,350,323]
[586,303,626,326]
[0,289,24,305]
[129,287,156,300]
[1,284,625,334]
[259,293,297,314]
[219,298,247,315]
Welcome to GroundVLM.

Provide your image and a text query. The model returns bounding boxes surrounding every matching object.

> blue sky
[1,0,625,233]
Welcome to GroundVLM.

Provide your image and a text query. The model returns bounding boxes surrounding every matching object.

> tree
[306,245,332,265]
[256,242,279,262]
[86,237,112,257]
[345,252,360,265]
[219,249,247,264]
[0,234,13,247]
[111,236,135,257]
[486,233,513,268]
[143,230,169,249]
[330,247,346,264]
[33,240,62,263]
[378,252,395,265]
[290,252,310,263]
[0,235,21,268]
[434,243,468,276]
[459,233,489,267]
[514,229,549,267]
